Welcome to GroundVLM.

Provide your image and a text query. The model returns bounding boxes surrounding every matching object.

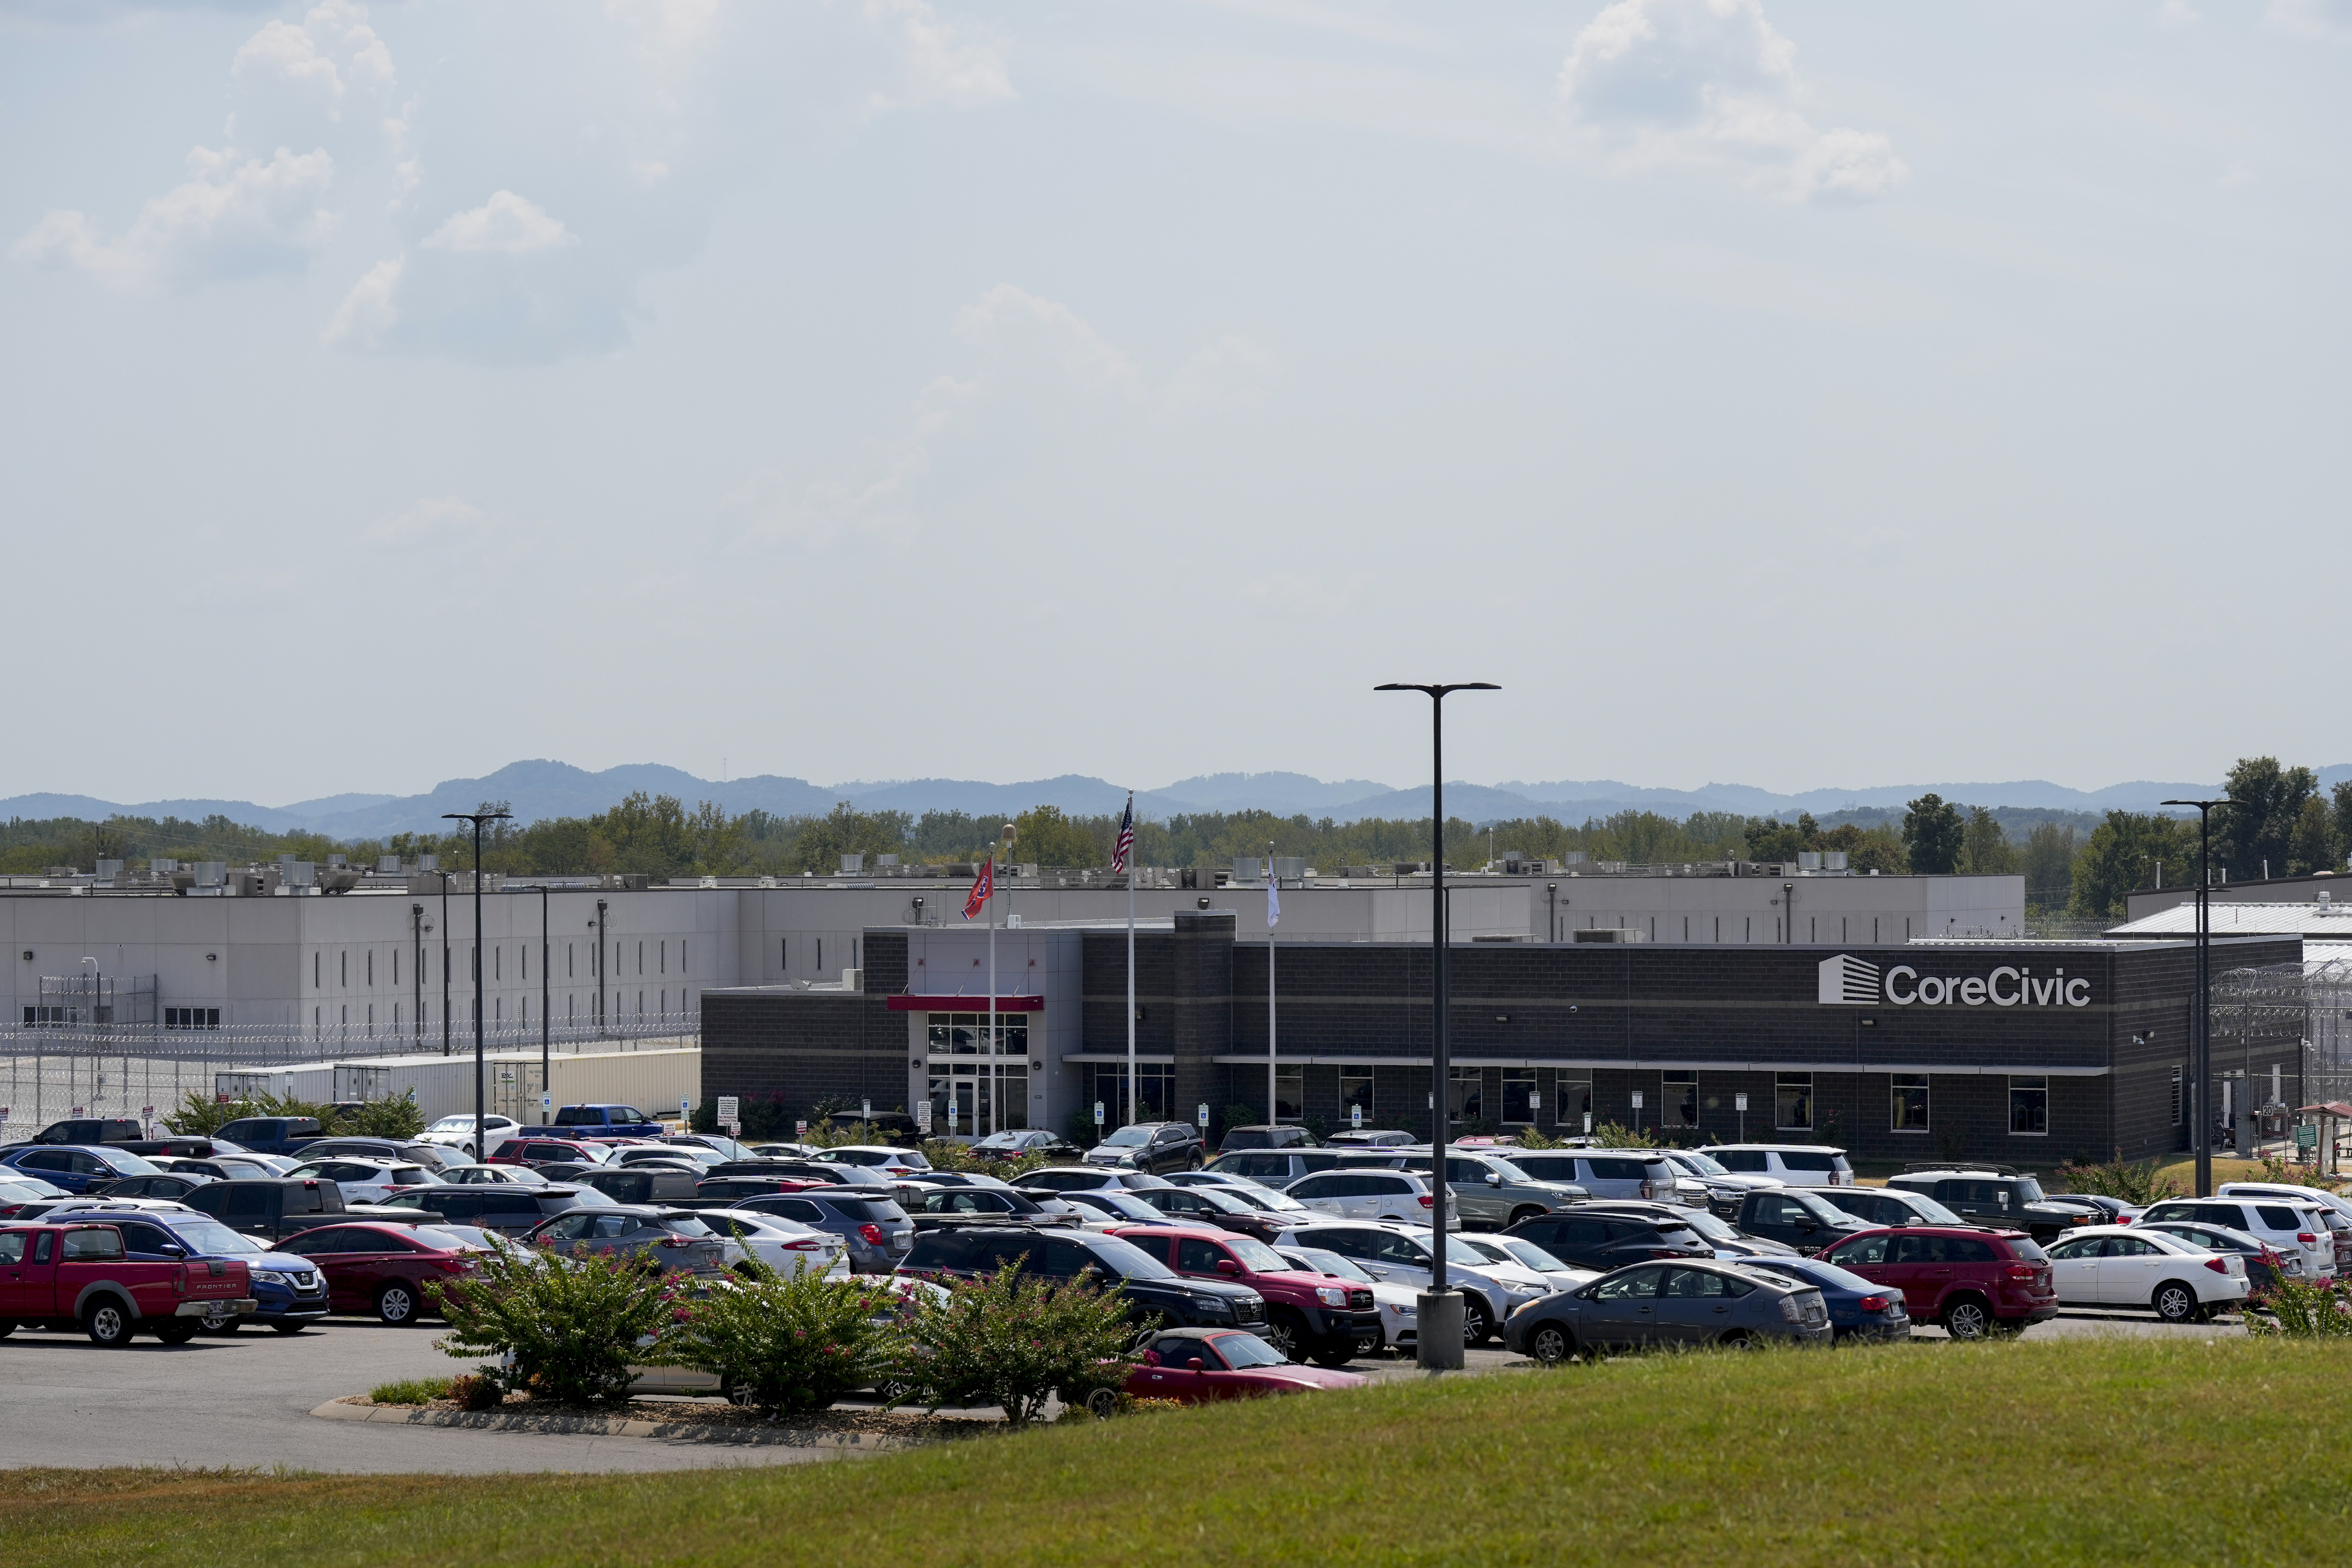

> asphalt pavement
[0,1320,843,1473]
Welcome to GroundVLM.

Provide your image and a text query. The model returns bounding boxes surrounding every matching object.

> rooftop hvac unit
[1180,867,1199,890]
[1393,862,1426,876]
[95,859,123,884]
[1823,851,1849,871]
[419,854,439,871]
[877,854,900,867]
[1232,855,1262,883]
[378,856,401,873]
[1561,852,1587,865]
[195,862,226,887]
[327,854,346,868]
[287,861,317,889]
[1273,856,1305,881]
[1798,851,1822,871]
[840,852,866,874]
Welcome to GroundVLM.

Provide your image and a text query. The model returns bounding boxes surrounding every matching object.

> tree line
[7,755,2343,921]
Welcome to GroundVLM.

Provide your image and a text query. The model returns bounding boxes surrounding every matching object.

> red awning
[2297,1102,2352,1118]
[886,994,1046,1012]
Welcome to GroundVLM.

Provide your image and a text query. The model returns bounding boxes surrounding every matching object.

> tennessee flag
[963,857,994,920]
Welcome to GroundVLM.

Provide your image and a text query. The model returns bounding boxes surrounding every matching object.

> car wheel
[1941,1296,1993,1341]
[1461,1298,1494,1346]
[84,1299,133,1347]
[270,1320,308,1335]
[1187,1154,1203,1171]
[2152,1282,2198,1324]
[1527,1322,1575,1366]
[153,1318,201,1345]
[1719,1330,1759,1350]
[1084,1387,1122,1419]
[0,1318,15,1339]
[1263,1310,1309,1363]
[1308,1340,1357,1370]
[1507,1206,1546,1228]
[376,1283,419,1325]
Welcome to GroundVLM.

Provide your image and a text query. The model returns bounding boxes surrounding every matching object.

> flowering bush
[429,1244,685,1408]
[897,1264,1136,1427]
[2245,1277,2352,1338]
[670,1263,909,1417]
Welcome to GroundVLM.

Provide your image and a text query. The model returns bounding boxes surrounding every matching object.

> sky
[4,0,2348,806]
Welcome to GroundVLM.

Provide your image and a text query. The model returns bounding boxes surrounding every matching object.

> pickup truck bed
[1,1222,256,1345]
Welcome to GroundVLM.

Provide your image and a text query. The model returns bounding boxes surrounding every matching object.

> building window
[340,952,347,987]
[23,1006,66,1027]
[2011,1076,2049,1135]
[683,940,688,973]
[1502,1071,1537,1125]
[638,941,644,975]
[816,939,823,974]
[569,943,574,978]
[1273,1068,1304,1122]
[2170,1068,2182,1126]
[1448,1067,1483,1128]
[314,952,320,989]
[1890,1074,1930,1133]
[1340,1069,1373,1124]
[522,946,528,981]
[661,940,667,974]
[1775,1072,1813,1131]
[495,947,501,982]
[1664,1069,1698,1127]
[366,951,374,985]
[164,1007,221,1030]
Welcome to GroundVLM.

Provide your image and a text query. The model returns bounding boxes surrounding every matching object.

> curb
[309,1400,921,1450]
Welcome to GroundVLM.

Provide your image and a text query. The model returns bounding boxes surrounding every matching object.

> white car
[1276,1242,1420,1353]
[1047,1189,1172,1230]
[1279,1170,1460,1228]
[1274,1219,1538,1345]
[1455,1233,1598,1294]
[1659,1148,1784,1212]
[1166,1171,1314,1219]
[281,1157,445,1205]
[695,1208,846,1275]
[1701,1144,1855,1188]
[814,1145,932,1177]
[2137,1196,2336,1282]
[2042,1224,2249,1321]
[417,1114,524,1161]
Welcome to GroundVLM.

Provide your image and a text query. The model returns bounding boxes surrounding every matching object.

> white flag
[1266,860,1281,928]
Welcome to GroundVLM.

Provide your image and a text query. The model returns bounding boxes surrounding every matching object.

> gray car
[1019,1166,1176,1195]
[1504,1149,1681,1203]
[708,1189,916,1273]
[1433,1150,1588,1230]
[524,1205,737,1275]
[1503,1259,1831,1361]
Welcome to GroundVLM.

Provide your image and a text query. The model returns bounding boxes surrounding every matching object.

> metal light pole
[440,870,453,1059]
[540,883,551,1122]
[1376,679,1498,1373]
[410,903,425,1048]
[444,812,512,1168]
[2162,797,2242,1198]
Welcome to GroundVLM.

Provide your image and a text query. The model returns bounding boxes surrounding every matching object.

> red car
[1127,1327,1367,1403]
[1817,1225,2056,1340]
[1110,1225,1379,1368]
[490,1138,610,1169]
[280,1221,486,1324]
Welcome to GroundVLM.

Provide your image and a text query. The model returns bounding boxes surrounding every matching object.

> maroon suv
[1114,1225,1379,1368]
[1819,1226,2055,1340]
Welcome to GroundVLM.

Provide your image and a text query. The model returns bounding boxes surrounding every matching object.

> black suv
[898,1221,1269,1334]
[1084,1122,1205,1175]
[1885,1166,2104,1242]
[32,1118,144,1146]
[1503,1209,1713,1272]
[1218,1124,1316,1154]
[184,1177,351,1243]
[375,1183,610,1236]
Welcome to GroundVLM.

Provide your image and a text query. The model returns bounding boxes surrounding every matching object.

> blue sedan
[1735,1255,1911,1343]
[2,1144,167,1194]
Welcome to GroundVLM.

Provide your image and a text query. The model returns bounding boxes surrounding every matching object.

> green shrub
[429,1243,686,1408]
[919,1138,985,1172]
[1590,1121,1657,1149]
[368,1376,453,1405]
[2246,1278,2352,1338]
[447,1373,504,1411]
[898,1264,1136,1428]
[670,1265,908,1417]
[799,1116,886,1150]
[343,1092,425,1140]
[2054,1149,2184,1207]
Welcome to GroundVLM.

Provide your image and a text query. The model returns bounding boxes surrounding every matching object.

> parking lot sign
[2299,1123,2319,1149]
[1094,1101,1105,1125]
[717,1096,740,1124]
[1351,1104,1363,1129]
[1197,1102,1209,1129]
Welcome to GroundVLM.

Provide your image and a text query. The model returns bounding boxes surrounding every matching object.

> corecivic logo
[1818,954,2090,1008]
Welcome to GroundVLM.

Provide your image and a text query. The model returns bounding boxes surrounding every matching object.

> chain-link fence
[0,1011,699,1142]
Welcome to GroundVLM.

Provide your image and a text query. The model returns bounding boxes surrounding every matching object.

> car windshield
[3,1177,67,1198]
[99,1152,162,1176]
[1499,1238,1573,1273]
[1217,1186,1306,1214]
[1102,1126,1154,1147]
[414,1226,498,1251]
[2015,1178,2047,1203]
[1673,1151,1731,1177]
[1086,1193,1162,1220]
[174,1219,260,1254]
[1675,1211,1740,1243]
[1748,1258,1876,1293]
[1224,1237,1289,1272]
[1889,1193,1963,1225]
[427,1117,475,1133]
[1482,1157,1535,1183]
[658,1216,717,1237]
[1087,1235,1174,1278]
[1438,1236,1491,1267]
[973,1131,1029,1149]
[1287,1247,1374,1284]
[207,1136,251,1154]
[1208,1332,1287,1369]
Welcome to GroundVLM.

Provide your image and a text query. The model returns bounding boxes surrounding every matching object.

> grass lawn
[8,1338,2352,1566]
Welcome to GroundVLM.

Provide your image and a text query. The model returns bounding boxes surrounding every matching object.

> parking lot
[0,1300,2247,1473]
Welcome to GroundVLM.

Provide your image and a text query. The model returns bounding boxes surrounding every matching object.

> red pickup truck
[0,1223,256,1345]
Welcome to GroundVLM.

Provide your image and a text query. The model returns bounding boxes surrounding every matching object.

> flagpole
[1124,796,1137,1128]
[1267,840,1277,1127]
[987,853,997,1139]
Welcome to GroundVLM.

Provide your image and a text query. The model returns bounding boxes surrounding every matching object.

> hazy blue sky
[5,0,2346,805]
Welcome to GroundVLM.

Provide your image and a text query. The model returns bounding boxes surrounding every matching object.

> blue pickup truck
[550,1104,664,1139]
[211,1116,329,1157]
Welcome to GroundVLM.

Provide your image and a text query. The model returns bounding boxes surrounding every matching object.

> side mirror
[1215,1258,1241,1276]
[159,1243,186,1259]
[1484,1173,1503,1187]
[1186,1358,1205,1373]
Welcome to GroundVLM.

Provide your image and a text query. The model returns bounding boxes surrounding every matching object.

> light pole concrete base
[1415,1290,1465,1371]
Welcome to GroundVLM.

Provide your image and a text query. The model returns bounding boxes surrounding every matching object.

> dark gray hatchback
[375,1183,612,1236]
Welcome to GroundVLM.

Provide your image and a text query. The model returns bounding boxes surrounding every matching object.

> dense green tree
[2019,822,2079,912]
[1901,794,1965,875]
[1007,804,1103,868]
[2288,796,2338,877]
[2211,756,2318,882]
[1956,806,2017,876]
[2069,811,2199,921]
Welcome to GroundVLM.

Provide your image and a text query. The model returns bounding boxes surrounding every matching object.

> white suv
[2137,1196,2336,1282]
[1282,1169,1460,1227]
[1703,1145,1855,1187]
[280,1156,445,1205]
[1274,1219,1534,1345]
[417,1114,524,1161]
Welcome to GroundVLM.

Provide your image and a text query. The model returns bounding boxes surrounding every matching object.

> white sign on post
[1351,1104,1363,1129]
[1093,1101,1105,1125]
[679,1098,691,1123]
[862,1099,872,1122]
[1630,1090,1645,1110]
[717,1096,740,1124]
[795,1119,809,1139]
[1197,1102,1209,1129]
[1734,1093,1749,1112]
[915,1100,931,1134]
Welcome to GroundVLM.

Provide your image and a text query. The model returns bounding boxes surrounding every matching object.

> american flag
[1111,793,1135,874]
[963,857,993,920]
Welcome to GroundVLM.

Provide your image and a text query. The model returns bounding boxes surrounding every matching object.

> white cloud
[13,145,335,290]
[1558,0,1907,203]
[364,495,487,544]
[863,0,1016,111]
[953,283,1139,395]
[1165,334,1277,416]
[2157,0,2200,27]
[422,190,579,255]
[2267,0,2352,33]
[322,255,402,348]
[233,1,397,111]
